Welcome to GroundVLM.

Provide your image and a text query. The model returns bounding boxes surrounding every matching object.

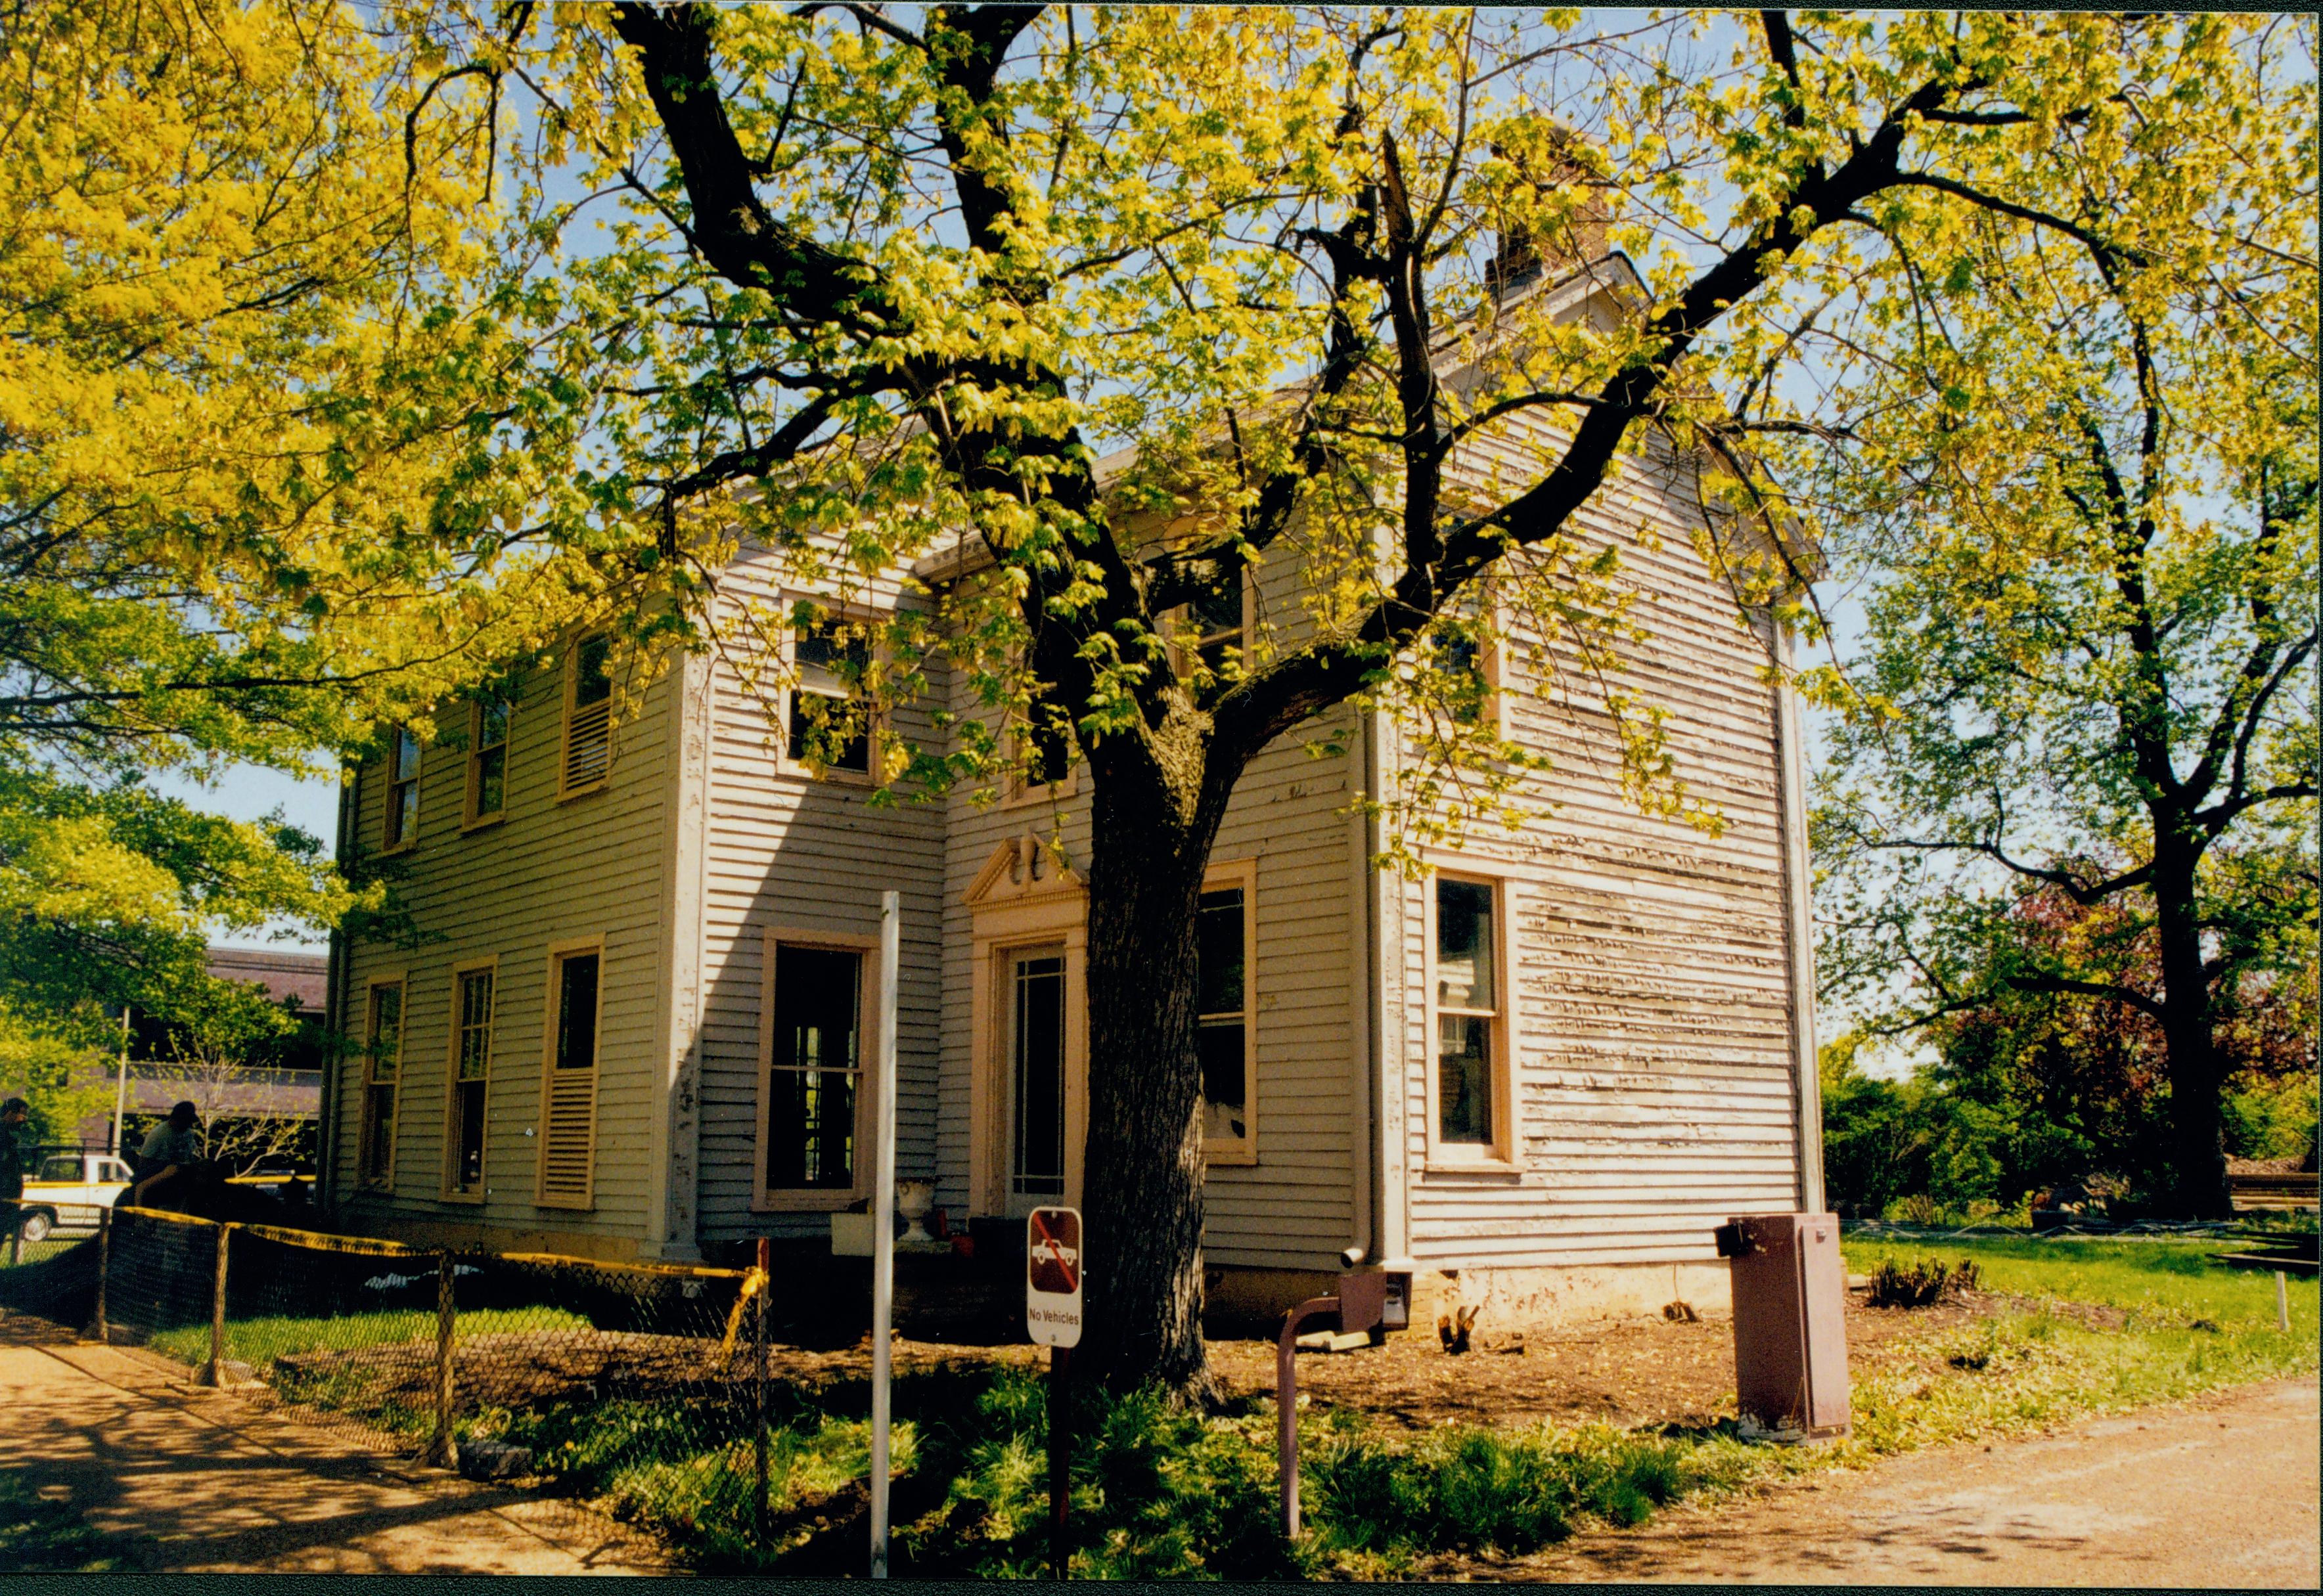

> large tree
[367,5,2268,1396]
[1805,14,2318,1218]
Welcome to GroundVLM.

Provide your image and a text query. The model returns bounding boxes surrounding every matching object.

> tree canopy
[1801,14,2318,1214]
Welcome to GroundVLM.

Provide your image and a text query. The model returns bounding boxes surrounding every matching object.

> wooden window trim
[380,726,422,854]
[1422,866,1518,1172]
[775,598,886,787]
[440,956,499,1203]
[462,696,514,831]
[535,937,604,1210]
[1200,857,1259,1166]
[357,973,407,1192]
[558,633,615,802]
[753,925,881,1212]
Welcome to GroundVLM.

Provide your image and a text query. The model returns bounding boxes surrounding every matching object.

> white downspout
[1773,623,1826,1212]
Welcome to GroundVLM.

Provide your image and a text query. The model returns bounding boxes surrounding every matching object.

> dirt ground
[745,1288,1995,1436]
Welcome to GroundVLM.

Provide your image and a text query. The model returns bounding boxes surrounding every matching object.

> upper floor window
[560,634,614,797]
[1179,572,1250,688]
[787,613,872,776]
[466,695,513,825]
[383,726,421,849]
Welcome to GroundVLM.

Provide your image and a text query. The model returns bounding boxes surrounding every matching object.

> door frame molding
[965,837,1087,1216]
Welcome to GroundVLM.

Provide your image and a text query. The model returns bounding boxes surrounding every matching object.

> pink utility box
[1713,1212,1852,1440]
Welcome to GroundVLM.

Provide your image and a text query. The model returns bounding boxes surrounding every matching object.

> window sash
[385,727,420,845]
[765,944,865,1192]
[468,698,512,820]
[786,615,872,773]
[1196,885,1250,1147]
[562,636,614,794]
[1010,952,1068,1197]
[1432,874,1507,1156]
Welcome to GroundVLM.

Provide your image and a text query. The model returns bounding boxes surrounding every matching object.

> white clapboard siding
[1399,342,1808,1268]
[331,646,675,1247]
[690,544,949,1247]
[937,534,1364,1272]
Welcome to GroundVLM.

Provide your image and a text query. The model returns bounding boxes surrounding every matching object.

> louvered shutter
[562,634,614,795]
[537,951,599,1207]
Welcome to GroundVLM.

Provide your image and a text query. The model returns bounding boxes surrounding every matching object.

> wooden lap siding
[1403,420,1803,1268]
[690,550,948,1249]
[937,542,1363,1274]
[330,655,672,1246]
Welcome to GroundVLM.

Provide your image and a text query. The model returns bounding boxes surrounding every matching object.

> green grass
[108,1236,2319,1578]
[147,1305,590,1369]
[0,1471,123,1572]
[1842,1233,2317,1332]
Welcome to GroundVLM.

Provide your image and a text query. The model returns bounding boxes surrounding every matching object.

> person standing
[1,1097,29,1255]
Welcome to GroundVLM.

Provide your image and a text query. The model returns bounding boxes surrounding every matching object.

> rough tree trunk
[1073,768,1227,1402]
[2152,840,2231,1220]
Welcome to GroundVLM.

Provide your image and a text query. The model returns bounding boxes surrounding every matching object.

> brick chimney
[1486,127,1611,296]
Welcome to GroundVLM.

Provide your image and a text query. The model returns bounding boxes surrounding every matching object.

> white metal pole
[111,1007,132,1157]
[870,888,900,1578]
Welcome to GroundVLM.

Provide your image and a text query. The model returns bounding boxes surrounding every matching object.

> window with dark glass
[1185,579,1246,684]
[468,696,512,822]
[1010,951,1067,1198]
[1432,618,1490,724]
[1198,887,1248,1145]
[766,945,863,1189]
[788,615,872,774]
[361,981,402,1187]
[539,950,599,1203]
[562,634,614,794]
[384,726,420,846]
[1435,877,1498,1147]
[449,969,493,1192]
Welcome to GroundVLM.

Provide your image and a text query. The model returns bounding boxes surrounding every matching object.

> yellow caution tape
[495,1251,750,1283]
[240,1224,430,1258]
[116,1205,225,1230]
[714,1267,771,1374]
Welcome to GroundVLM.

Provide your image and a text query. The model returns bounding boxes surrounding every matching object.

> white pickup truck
[16,1153,135,1243]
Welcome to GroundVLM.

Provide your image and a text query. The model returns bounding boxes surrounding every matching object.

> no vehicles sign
[1026,1206,1083,1348]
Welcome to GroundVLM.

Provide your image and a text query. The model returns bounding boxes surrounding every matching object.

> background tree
[356,6,2251,1393]
[1,0,630,1048]
[1804,14,2318,1217]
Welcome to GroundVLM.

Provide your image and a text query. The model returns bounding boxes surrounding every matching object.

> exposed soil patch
[1198,1291,1996,1434]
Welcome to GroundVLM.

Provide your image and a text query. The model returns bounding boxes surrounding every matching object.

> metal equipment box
[1714,1212,1851,1439]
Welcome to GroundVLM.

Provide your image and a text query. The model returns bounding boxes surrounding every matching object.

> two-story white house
[318,254,1824,1327]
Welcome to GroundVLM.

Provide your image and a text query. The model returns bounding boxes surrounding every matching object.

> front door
[1006,946,1068,1216]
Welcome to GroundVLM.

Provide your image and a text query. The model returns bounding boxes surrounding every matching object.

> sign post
[1026,1205,1082,1579]
[869,890,901,1579]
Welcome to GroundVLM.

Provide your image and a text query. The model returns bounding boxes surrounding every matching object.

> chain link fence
[1,1199,791,1565]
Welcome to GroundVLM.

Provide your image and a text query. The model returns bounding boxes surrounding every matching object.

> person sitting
[133,1101,206,1204]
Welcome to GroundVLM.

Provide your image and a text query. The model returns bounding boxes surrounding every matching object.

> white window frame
[776,600,886,786]
[753,927,881,1210]
[558,632,616,801]
[357,973,407,1191]
[535,937,604,1210]
[1423,866,1517,1169]
[1198,857,1259,1166]
[441,957,498,1201]
[463,694,515,830]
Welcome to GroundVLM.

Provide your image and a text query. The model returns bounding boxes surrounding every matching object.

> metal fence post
[91,1208,111,1343]
[200,1222,232,1385]
[754,1236,771,1544]
[426,1251,459,1469]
